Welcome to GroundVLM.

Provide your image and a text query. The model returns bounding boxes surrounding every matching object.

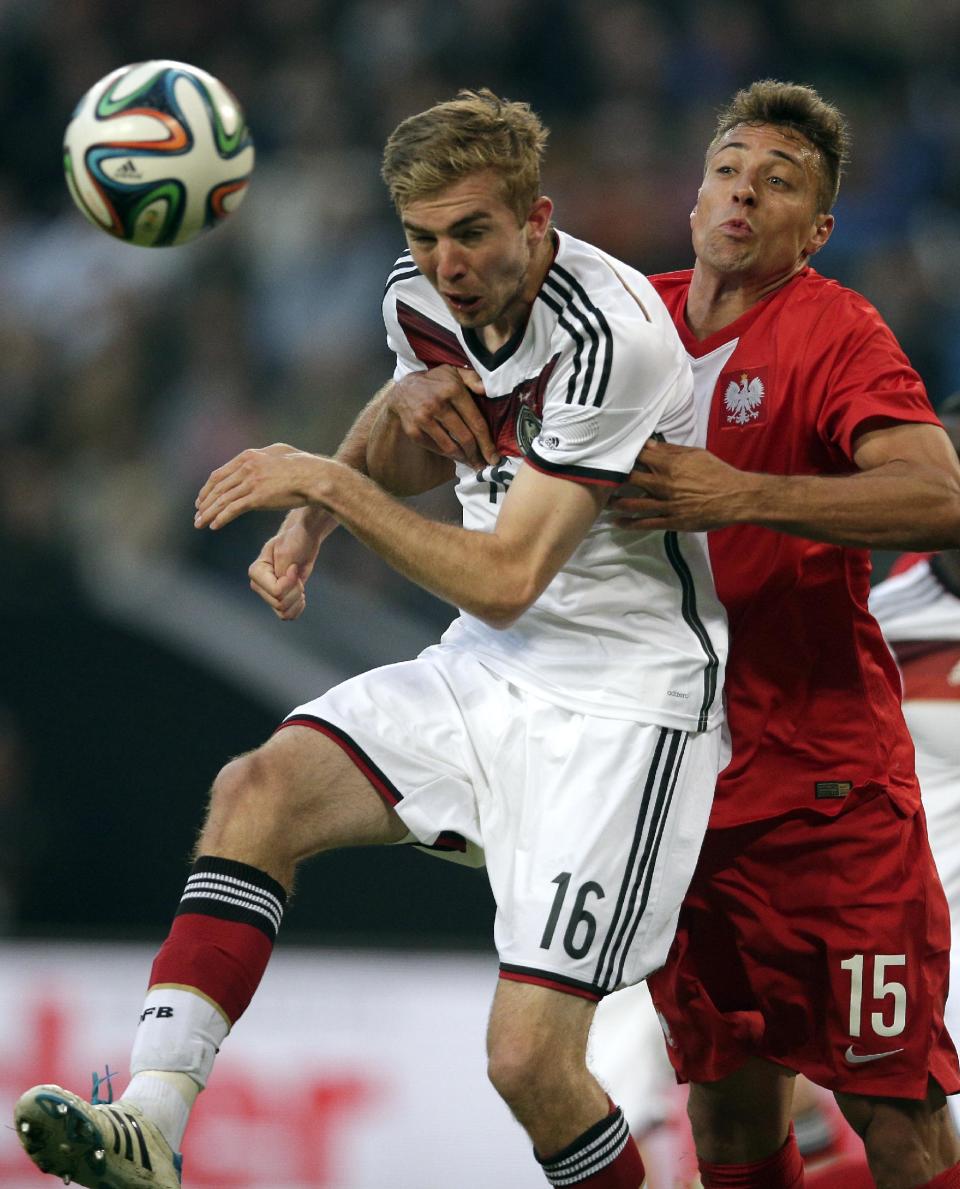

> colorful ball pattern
[63,60,255,247]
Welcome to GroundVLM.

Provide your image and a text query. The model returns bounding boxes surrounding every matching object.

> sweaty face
[401,171,543,334]
[692,123,833,283]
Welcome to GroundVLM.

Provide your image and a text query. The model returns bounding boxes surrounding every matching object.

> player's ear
[804,213,835,258]
[526,195,553,244]
[690,187,702,226]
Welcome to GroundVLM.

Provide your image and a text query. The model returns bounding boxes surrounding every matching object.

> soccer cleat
[13,1085,182,1188]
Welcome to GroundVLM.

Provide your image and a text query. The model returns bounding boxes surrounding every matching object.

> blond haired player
[14,90,726,1189]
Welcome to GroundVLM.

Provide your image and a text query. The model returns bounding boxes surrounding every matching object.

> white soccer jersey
[382,231,727,732]
[871,555,960,1127]
[870,557,960,820]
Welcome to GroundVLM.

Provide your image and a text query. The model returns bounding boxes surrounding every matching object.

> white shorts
[282,643,722,1000]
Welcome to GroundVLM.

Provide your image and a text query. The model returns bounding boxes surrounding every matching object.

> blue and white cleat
[14,1084,182,1188]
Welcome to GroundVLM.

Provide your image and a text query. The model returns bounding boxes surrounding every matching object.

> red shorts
[647,793,960,1098]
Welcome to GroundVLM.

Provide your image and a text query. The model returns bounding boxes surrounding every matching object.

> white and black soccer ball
[63,60,255,247]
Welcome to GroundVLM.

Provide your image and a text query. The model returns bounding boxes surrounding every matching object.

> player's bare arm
[196,445,606,628]
[248,383,395,620]
[250,370,497,617]
[364,381,459,497]
[611,422,960,549]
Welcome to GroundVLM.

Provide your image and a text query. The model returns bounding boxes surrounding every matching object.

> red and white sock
[125,856,286,1146]
[537,1106,645,1187]
[699,1123,804,1188]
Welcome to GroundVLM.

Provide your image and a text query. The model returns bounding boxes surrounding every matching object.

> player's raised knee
[204,746,294,841]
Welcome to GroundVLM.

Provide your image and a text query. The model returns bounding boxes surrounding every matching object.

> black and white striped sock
[176,855,287,941]
[537,1106,632,1186]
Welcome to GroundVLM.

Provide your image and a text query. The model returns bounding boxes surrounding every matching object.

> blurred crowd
[2,0,960,594]
[1,0,960,927]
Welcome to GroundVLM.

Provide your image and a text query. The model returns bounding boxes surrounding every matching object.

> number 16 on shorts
[540,873,606,961]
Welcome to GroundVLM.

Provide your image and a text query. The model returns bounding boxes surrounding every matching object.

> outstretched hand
[609,439,754,532]
[194,443,330,531]
[388,365,498,469]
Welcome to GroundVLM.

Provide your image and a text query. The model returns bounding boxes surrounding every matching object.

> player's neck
[685,258,806,340]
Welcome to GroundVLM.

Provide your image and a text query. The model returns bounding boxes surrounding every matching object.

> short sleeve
[814,294,940,461]
[525,316,692,486]
[383,290,425,381]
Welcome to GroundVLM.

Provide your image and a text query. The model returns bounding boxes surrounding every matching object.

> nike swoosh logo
[844,1044,904,1064]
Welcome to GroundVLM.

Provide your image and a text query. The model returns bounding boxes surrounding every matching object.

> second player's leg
[198,722,409,889]
[834,1079,960,1188]
[686,1057,798,1164]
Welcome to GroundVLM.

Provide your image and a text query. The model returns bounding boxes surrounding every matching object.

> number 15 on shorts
[842,953,907,1039]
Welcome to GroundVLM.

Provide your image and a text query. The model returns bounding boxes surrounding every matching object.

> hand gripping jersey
[382,232,727,732]
[651,267,943,824]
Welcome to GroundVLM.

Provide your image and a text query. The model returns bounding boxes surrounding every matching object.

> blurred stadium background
[1,0,958,1184]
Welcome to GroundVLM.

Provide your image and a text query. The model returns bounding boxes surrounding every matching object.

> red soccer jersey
[651,267,943,827]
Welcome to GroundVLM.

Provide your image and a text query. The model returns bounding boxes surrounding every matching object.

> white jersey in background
[870,553,960,1123]
[383,230,727,733]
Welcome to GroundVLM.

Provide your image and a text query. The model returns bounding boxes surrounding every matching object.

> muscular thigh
[205,725,407,865]
[687,1058,796,1164]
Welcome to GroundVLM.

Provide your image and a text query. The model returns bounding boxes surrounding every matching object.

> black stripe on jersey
[547,271,609,409]
[663,531,721,731]
[549,262,615,407]
[593,728,684,992]
[538,288,586,406]
[383,250,420,295]
[525,445,625,486]
[542,278,596,406]
[539,272,614,408]
[385,268,421,296]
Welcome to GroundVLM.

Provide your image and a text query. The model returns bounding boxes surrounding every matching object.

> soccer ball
[63,60,255,248]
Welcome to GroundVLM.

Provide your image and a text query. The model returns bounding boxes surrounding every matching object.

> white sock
[122,1071,199,1152]
[130,987,230,1087]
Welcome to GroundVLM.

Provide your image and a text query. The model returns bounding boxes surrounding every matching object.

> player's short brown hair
[381,88,549,222]
[708,80,851,213]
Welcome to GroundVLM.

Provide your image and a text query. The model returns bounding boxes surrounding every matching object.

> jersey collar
[676,268,811,358]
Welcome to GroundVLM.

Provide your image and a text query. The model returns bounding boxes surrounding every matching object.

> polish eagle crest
[723,372,765,425]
